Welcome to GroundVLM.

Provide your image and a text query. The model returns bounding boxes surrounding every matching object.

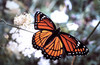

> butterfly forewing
[59,32,89,56]
[34,11,56,31]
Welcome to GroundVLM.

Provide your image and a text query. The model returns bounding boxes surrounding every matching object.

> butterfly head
[56,27,61,33]
[52,28,61,36]
[58,27,60,31]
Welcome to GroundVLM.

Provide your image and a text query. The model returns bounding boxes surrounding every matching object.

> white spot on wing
[68,35,70,37]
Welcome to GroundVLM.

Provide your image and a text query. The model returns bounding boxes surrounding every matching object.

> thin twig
[71,21,100,65]
[85,21,100,42]
[0,19,34,33]
[71,56,76,65]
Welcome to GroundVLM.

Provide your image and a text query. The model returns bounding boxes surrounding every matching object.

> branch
[85,21,100,42]
[71,21,100,65]
[71,56,76,65]
[0,19,34,33]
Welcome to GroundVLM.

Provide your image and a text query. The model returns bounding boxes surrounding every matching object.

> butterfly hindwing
[59,32,89,56]
[34,11,56,31]
[32,30,52,50]
[32,30,63,60]
[43,36,63,60]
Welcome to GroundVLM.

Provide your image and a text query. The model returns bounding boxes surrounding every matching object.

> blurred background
[0,0,100,65]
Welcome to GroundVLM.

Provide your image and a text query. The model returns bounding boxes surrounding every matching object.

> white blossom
[7,41,21,59]
[34,50,43,58]
[22,48,35,58]
[7,13,40,58]
[5,1,21,14]
[66,23,79,31]
[38,57,50,65]
[8,41,18,52]
[53,60,58,64]
[91,19,99,27]
[14,13,34,26]
[9,27,18,34]
[50,10,69,23]
[6,1,19,10]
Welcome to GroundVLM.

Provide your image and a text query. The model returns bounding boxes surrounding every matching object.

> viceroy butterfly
[32,11,89,60]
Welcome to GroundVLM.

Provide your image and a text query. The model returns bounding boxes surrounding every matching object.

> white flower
[22,48,35,58]
[50,10,69,23]
[14,13,34,26]
[38,57,50,65]
[9,27,18,34]
[7,41,21,59]
[91,19,99,27]
[91,19,100,31]
[66,23,79,31]
[64,0,72,10]
[7,41,18,52]
[6,1,19,10]
[34,50,43,58]
[5,1,20,14]
[53,60,58,64]
[8,26,36,58]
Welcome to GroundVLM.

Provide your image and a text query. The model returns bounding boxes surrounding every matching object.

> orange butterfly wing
[34,11,56,31]
[59,32,89,56]
[43,36,63,60]
[32,30,63,60]
[32,30,52,50]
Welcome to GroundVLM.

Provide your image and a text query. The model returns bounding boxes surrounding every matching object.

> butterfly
[32,11,89,60]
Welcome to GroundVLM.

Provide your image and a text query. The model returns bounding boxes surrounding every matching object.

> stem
[71,21,100,65]
[0,19,34,33]
[71,56,76,65]
[85,21,100,42]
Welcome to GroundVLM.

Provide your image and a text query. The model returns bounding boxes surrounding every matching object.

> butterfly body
[43,28,60,47]
[32,11,89,60]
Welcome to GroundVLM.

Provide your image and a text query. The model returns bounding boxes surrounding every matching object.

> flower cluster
[14,13,34,26]
[7,13,41,58]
